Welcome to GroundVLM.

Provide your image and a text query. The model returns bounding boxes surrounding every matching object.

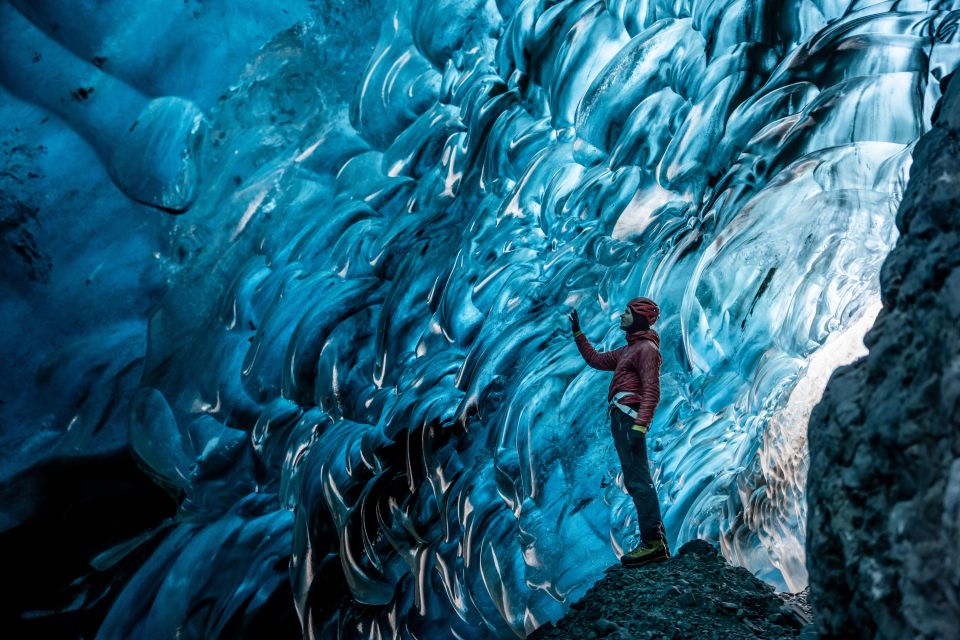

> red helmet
[627,297,660,326]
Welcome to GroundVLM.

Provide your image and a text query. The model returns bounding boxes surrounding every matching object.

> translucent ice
[6,0,960,637]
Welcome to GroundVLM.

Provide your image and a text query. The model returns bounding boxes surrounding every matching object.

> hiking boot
[621,539,670,566]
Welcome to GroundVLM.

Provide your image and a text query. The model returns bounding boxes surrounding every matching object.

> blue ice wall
[0,0,318,479]
[3,0,960,638]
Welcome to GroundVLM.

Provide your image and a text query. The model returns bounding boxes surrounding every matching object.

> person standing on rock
[569,297,668,566]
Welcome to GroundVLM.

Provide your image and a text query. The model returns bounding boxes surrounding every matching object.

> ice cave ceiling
[2,0,959,638]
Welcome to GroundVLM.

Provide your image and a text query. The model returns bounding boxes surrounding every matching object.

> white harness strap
[608,391,639,420]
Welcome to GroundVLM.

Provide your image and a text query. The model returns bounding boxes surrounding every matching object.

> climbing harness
[607,391,648,433]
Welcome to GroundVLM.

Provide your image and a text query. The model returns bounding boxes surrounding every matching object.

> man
[569,297,668,566]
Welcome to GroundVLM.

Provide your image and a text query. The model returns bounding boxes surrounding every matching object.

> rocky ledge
[529,540,813,640]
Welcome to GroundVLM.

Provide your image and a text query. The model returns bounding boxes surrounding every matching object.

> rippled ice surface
[7,0,960,637]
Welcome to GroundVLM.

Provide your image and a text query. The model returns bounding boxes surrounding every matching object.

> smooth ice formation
[5,0,960,637]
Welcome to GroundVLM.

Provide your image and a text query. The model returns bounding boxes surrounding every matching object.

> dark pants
[609,407,665,544]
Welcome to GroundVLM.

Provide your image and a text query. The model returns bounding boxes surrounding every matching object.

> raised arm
[569,309,622,371]
[630,342,661,426]
[574,332,623,371]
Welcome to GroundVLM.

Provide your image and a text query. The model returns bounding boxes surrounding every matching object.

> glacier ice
[4,0,960,637]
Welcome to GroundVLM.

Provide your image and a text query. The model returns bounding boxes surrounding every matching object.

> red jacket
[574,328,661,426]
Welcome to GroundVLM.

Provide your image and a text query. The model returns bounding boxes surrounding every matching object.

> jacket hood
[625,328,660,348]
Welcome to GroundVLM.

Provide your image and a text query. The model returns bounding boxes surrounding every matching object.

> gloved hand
[568,309,581,334]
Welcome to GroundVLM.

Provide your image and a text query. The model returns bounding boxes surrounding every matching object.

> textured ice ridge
[30,0,960,638]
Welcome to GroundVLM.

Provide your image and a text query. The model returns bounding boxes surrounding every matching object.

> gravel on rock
[528,541,812,640]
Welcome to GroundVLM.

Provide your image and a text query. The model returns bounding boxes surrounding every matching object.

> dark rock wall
[807,72,960,639]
